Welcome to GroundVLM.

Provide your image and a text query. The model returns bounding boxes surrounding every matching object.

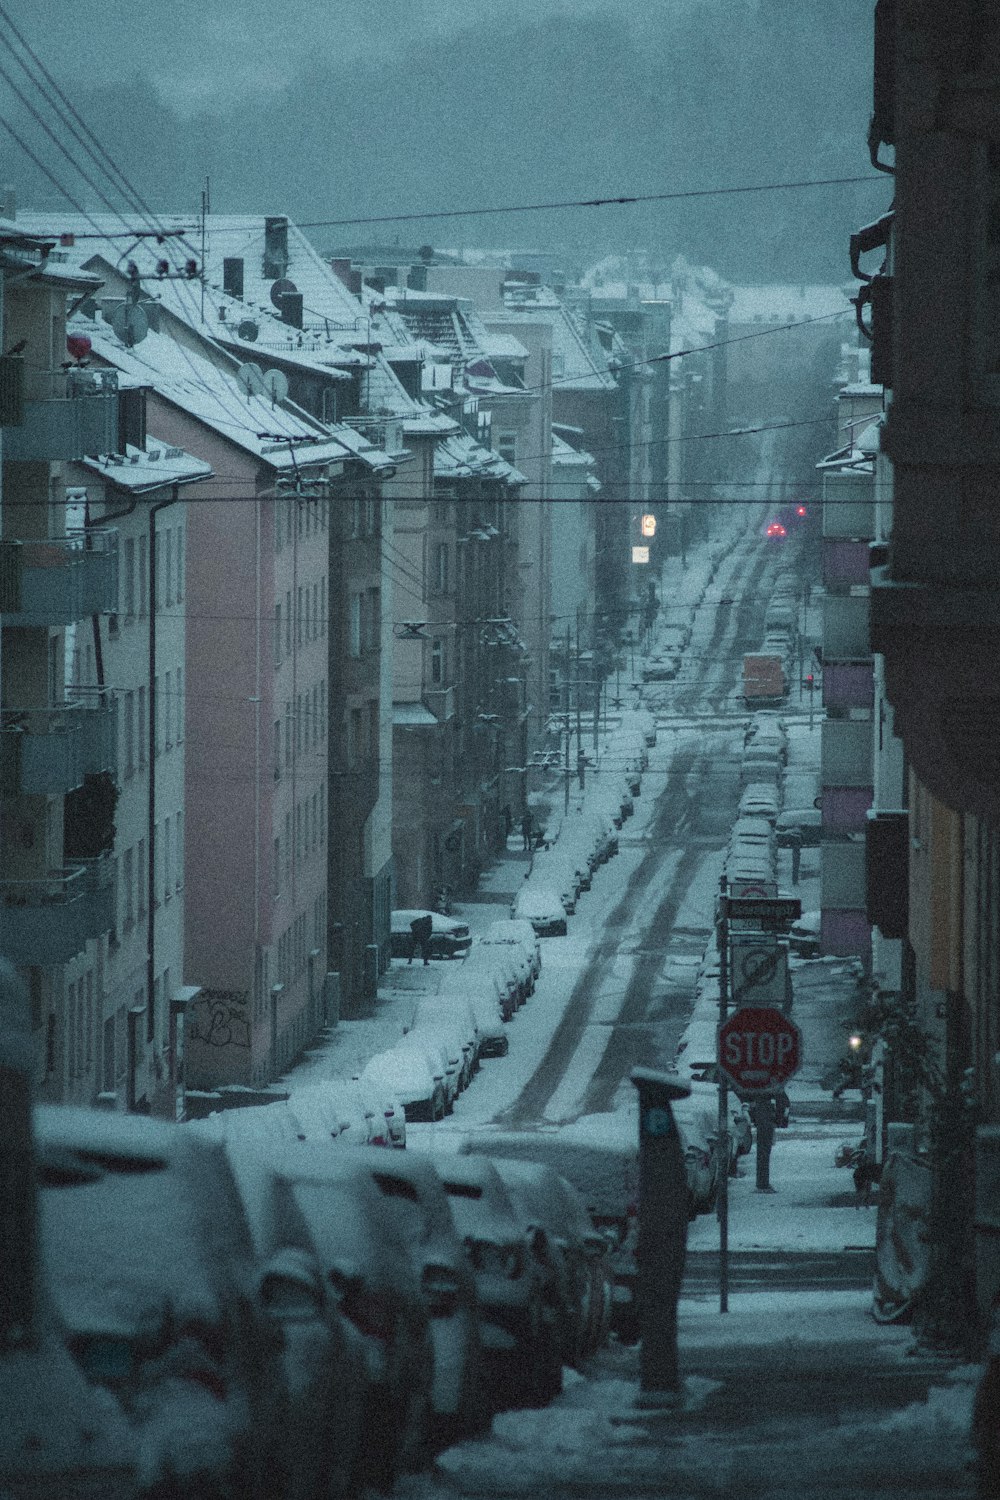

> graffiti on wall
[188,989,251,1050]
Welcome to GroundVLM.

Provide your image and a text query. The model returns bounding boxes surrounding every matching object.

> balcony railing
[0,529,118,625]
[2,366,122,462]
[0,698,118,796]
[0,353,25,427]
[0,856,116,965]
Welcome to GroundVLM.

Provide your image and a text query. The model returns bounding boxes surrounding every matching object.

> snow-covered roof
[728,283,852,326]
[434,430,527,486]
[77,439,212,492]
[494,293,616,392]
[66,306,380,473]
[393,702,439,726]
[551,431,595,468]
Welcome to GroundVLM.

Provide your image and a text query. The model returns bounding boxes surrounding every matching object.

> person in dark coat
[408,913,433,965]
[750,1095,778,1191]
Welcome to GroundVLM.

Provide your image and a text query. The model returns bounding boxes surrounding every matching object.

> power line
[197,175,886,234]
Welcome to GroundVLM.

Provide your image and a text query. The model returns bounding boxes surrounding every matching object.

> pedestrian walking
[750,1094,778,1192]
[521,811,533,851]
[408,913,433,966]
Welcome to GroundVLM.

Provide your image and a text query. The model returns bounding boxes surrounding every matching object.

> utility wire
[202,175,886,233]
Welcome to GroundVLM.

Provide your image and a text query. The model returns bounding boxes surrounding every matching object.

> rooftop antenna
[200,177,210,323]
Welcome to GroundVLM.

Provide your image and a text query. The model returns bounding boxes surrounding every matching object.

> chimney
[279,292,303,329]
[263,216,289,280]
[223,257,244,299]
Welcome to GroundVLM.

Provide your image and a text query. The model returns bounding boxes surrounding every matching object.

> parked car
[775,807,823,847]
[410,997,479,1089]
[789,909,822,958]
[35,1105,285,1500]
[360,1047,447,1123]
[461,943,520,1018]
[671,1086,726,1216]
[330,1148,483,1443]
[264,1144,436,1489]
[485,917,542,984]
[390,910,473,960]
[395,1031,461,1112]
[436,966,509,1056]
[512,884,568,937]
[221,1137,369,1499]
[431,1154,561,1411]
[740,748,782,784]
[739,782,781,821]
[490,1156,612,1368]
[474,932,533,1003]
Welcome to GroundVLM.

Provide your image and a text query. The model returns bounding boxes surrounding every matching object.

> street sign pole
[716,874,729,1315]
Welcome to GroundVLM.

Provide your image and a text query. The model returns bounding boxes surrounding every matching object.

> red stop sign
[717,1006,802,1092]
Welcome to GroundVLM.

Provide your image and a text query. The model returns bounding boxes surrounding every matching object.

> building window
[431,637,443,685]
[434,543,449,593]
[138,685,147,768]
[349,593,361,657]
[368,700,379,760]
[123,537,135,618]
[321,578,327,636]
[496,432,517,466]
[164,526,173,606]
[176,667,183,743]
[275,602,282,665]
[123,690,135,779]
[348,707,361,768]
[164,671,173,749]
[297,586,303,645]
[274,719,282,780]
[175,812,183,890]
[319,782,326,844]
[304,587,310,643]
[366,588,380,652]
[122,847,135,930]
[285,811,292,883]
[176,524,184,602]
[319,681,326,740]
[273,836,281,897]
[139,535,148,617]
[285,702,292,768]
[163,818,172,902]
[137,837,147,917]
[154,676,161,757]
[285,590,292,656]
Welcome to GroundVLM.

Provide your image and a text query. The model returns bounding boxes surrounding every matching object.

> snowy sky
[19,0,651,110]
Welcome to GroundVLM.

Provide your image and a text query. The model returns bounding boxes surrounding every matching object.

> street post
[716,873,730,1314]
[630,1066,691,1407]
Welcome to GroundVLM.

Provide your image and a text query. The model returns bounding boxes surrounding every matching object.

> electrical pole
[716,873,730,1314]
[564,625,571,815]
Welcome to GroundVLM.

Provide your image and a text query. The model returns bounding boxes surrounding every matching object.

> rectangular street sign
[721,895,802,925]
[729,934,789,1008]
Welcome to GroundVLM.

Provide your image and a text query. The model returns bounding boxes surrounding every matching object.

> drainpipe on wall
[146,487,181,1065]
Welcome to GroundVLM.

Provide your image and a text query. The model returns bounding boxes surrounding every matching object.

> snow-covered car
[353,1075,407,1148]
[490,1156,612,1368]
[511,884,568,937]
[475,931,533,1001]
[390,909,473,960]
[462,941,521,1017]
[289,1079,390,1146]
[265,1144,436,1490]
[410,998,478,1089]
[484,917,541,984]
[740,746,782,783]
[739,782,781,821]
[396,1030,461,1111]
[436,966,509,1056]
[641,653,679,683]
[360,1047,447,1123]
[35,1105,286,1500]
[775,807,822,847]
[529,851,578,913]
[789,908,822,958]
[332,1148,483,1443]
[221,1138,369,1500]
[432,1155,561,1411]
[671,1087,724,1216]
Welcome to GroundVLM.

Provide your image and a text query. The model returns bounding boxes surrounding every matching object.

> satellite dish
[262,368,289,403]
[269,278,298,310]
[237,319,259,342]
[235,362,266,397]
[110,303,148,347]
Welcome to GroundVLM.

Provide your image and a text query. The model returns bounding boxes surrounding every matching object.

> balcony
[0,530,118,625]
[0,856,116,965]
[823,539,871,589]
[823,661,875,712]
[423,685,455,721]
[821,840,871,959]
[821,718,873,789]
[822,468,874,541]
[2,366,122,462]
[823,591,871,659]
[0,354,25,426]
[0,698,118,796]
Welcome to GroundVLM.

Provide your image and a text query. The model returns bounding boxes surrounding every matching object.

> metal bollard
[630,1066,691,1408]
